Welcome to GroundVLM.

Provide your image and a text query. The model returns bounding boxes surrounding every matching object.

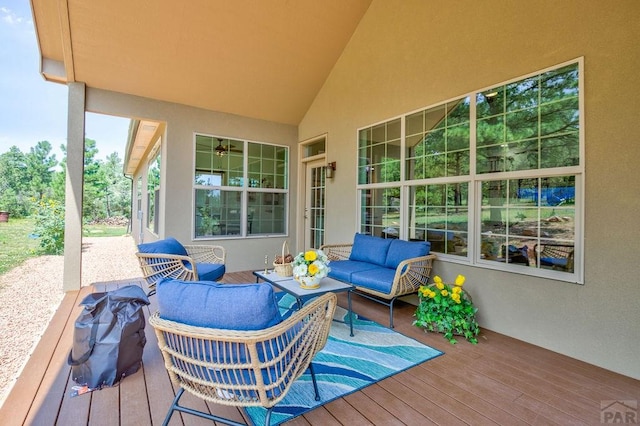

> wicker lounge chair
[136,237,226,294]
[150,292,337,426]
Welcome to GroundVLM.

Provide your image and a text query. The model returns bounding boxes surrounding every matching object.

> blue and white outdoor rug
[244,294,444,425]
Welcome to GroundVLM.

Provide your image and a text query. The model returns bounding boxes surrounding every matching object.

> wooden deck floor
[1,271,638,426]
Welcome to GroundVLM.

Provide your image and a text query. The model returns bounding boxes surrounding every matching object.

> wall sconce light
[325,161,336,179]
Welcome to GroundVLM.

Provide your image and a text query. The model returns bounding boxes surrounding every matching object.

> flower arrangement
[413,275,480,344]
[292,249,330,289]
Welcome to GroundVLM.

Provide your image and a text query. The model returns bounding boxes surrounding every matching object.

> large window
[476,64,579,173]
[406,98,471,179]
[194,134,288,239]
[479,176,576,272]
[360,187,401,238]
[358,118,401,185]
[408,183,469,256]
[357,60,582,282]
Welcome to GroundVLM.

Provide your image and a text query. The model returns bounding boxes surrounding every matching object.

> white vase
[295,274,322,289]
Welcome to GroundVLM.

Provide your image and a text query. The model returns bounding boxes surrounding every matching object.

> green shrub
[0,188,32,218]
[33,198,65,254]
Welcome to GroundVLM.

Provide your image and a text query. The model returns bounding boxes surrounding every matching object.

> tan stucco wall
[86,89,299,273]
[299,0,640,378]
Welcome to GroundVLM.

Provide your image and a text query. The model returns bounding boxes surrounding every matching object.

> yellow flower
[435,282,445,290]
[304,250,317,262]
[452,286,462,294]
[433,276,443,284]
[455,274,466,287]
[451,293,460,301]
[427,291,436,299]
[308,263,319,276]
[441,289,448,297]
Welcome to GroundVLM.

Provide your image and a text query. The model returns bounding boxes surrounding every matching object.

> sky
[0,1,130,163]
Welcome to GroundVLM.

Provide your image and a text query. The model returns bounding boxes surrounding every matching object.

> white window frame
[356,58,584,283]
[192,133,289,240]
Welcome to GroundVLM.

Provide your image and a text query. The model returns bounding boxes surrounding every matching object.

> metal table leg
[348,289,354,337]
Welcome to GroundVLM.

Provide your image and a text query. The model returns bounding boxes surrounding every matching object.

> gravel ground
[0,235,142,406]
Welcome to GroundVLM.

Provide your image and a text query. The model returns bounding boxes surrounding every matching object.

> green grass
[0,218,128,276]
[84,224,128,237]
[0,218,41,275]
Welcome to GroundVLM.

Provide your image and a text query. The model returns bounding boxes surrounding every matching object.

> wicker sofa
[321,233,436,328]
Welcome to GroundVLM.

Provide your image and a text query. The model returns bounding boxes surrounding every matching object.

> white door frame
[296,135,327,252]
[302,158,327,249]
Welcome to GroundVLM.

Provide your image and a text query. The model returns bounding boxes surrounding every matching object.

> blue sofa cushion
[349,233,392,266]
[385,239,430,269]
[157,278,282,330]
[328,260,380,282]
[138,237,188,257]
[190,262,226,282]
[351,267,397,295]
[540,257,568,267]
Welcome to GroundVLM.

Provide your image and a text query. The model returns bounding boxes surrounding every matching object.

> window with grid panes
[357,59,582,282]
[194,134,288,238]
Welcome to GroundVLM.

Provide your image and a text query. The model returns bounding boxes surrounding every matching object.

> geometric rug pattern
[245,294,443,425]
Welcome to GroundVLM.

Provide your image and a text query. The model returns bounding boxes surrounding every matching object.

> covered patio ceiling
[30,0,372,126]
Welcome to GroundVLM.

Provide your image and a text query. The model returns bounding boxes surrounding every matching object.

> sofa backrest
[384,239,430,269]
[349,233,392,266]
[349,233,431,269]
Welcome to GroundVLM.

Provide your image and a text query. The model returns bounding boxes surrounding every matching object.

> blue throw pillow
[156,278,283,330]
[349,233,393,266]
[138,237,188,257]
[385,239,430,269]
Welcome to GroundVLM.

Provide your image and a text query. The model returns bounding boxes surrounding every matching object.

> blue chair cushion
[328,260,380,282]
[157,279,298,400]
[541,257,568,267]
[348,233,392,266]
[157,278,282,330]
[384,239,430,269]
[138,237,188,257]
[351,267,397,295]
[190,262,226,281]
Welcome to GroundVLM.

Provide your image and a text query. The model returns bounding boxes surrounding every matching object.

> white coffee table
[253,270,355,336]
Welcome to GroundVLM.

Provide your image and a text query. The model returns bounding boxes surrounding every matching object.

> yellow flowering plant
[413,275,479,344]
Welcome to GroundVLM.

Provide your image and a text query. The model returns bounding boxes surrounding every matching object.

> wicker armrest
[386,254,437,299]
[319,243,353,261]
[135,252,197,289]
[183,244,226,264]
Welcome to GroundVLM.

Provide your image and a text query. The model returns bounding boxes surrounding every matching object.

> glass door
[304,159,326,249]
